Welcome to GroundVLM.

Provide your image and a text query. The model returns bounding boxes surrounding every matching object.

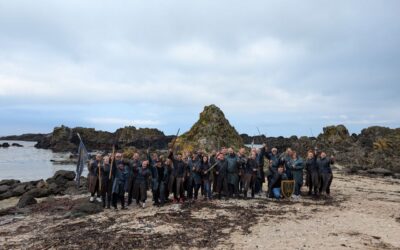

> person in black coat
[199,155,212,200]
[151,159,169,206]
[237,148,247,195]
[133,160,151,208]
[216,152,229,200]
[268,164,288,199]
[168,150,187,203]
[88,154,102,203]
[305,149,320,196]
[243,151,259,199]
[317,151,335,197]
[127,153,140,206]
[111,153,128,210]
[100,156,114,209]
[259,145,283,197]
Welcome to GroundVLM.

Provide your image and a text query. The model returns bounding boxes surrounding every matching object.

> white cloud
[237,37,306,66]
[0,1,399,135]
[86,117,160,127]
[167,42,217,64]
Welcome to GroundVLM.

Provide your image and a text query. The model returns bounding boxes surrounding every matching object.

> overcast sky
[0,1,399,137]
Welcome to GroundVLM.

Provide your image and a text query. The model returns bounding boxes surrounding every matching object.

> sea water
[0,141,85,181]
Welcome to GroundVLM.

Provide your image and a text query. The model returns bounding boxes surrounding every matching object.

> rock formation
[0,170,87,201]
[241,125,400,174]
[175,105,244,152]
[34,125,174,152]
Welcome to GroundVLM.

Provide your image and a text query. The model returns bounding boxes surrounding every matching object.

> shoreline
[0,170,399,249]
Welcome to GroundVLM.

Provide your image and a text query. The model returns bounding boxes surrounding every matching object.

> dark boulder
[47,183,64,195]
[0,190,13,200]
[11,143,23,147]
[11,183,29,196]
[1,142,10,148]
[53,170,76,181]
[26,187,52,198]
[47,170,76,187]
[0,185,10,194]
[366,168,393,176]
[70,199,103,217]
[17,194,37,208]
[0,179,20,186]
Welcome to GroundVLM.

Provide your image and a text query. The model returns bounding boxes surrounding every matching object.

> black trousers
[127,177,135,205]
[134,181,147,203]
[307,171,320,195]
[320,173,333,195]
[112,193,124,209]
[101,178,112,207]
[217,175,228,198]
[153,181,166,204]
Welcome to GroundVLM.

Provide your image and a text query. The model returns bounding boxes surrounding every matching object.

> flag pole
[109,145,115,180]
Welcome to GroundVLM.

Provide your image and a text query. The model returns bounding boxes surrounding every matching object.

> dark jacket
[128,159,141,179]
[259,147,282,174]
[112,160,128,195]
[317,157,334,174]
[270,171,288,189]
[188,157,202,185]
[200,161,211,181]
[88,160,100,193]
[245,158,258,175]
[290,157,304,186]
[216,159,228,177]
[168,152,186,178]
[226,154,239,185]
[135,166,150,184]
[305,157,319,173]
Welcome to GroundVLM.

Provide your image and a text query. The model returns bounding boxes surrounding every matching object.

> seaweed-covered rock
[318,125,350,144]
[175,105,243,152]
[70,199,103,217]
[17,194,37,208]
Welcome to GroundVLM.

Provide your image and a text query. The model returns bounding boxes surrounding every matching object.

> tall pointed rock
[175,104,243,152]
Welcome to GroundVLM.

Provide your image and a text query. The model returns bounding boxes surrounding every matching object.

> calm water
[0,141,87,182]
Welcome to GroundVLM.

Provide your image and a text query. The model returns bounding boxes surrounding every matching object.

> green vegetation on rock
[175,104,243,152]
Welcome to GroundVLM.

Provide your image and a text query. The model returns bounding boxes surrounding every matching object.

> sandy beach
[1,170,399,250]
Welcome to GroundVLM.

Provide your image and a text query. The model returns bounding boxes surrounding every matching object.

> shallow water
[0,141,87,181]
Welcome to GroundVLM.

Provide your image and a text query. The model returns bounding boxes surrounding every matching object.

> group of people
[87,144,335,210]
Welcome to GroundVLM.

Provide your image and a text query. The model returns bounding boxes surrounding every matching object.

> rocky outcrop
[175,105,244,152]
[0,170,87,201]
[241,125,400,174]
[35,125,173,152]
